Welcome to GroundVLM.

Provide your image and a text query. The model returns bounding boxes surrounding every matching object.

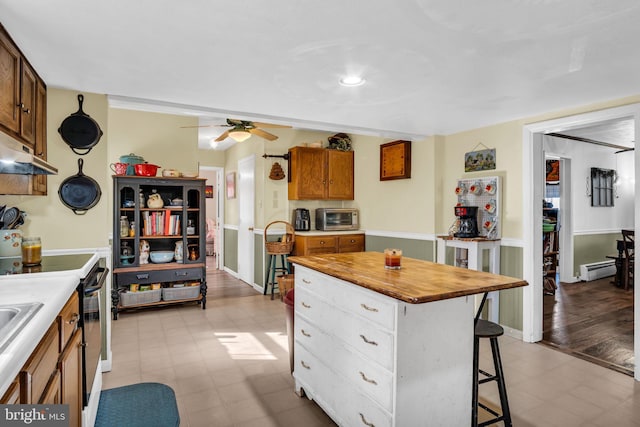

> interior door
[237,155,255,285]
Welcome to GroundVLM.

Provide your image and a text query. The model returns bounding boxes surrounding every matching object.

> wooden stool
[472,318,512,427]
[263,221,295,300]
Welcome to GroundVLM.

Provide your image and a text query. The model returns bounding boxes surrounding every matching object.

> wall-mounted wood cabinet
[288,147,354,200]
[0,23,48,195]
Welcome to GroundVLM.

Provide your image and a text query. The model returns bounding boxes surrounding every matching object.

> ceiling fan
[184,119,292,142]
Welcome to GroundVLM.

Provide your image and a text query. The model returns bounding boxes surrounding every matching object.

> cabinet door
[289,147,327,200]
[19,59,37,147]
[32,79,47,194]
[20,321,60,403]
[327,150,354,200]
[59,329,82,427]
[0,29,20,133]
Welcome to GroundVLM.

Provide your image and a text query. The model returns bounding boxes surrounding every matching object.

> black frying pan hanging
[58,94,104,155]
[59,159,102,215]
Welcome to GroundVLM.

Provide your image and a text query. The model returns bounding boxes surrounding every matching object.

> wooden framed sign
[380,140,411,180]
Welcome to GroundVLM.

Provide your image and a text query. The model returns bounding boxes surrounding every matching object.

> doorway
[523,103,640,381]
[199,166,223,271]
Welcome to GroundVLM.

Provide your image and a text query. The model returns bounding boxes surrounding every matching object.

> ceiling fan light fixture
[229,129,252,142]
[339,75,366,87]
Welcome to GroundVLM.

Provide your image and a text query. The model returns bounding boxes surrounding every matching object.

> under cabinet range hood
[0,134,58,175]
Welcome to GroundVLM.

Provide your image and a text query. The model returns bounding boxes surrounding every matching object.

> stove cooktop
[0,253,94,275]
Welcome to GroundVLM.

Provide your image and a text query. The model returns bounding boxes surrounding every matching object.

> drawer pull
[302,278,311,284]
[301,302,311,309]
[359,371,377,385]
[359,335,378,346]
[136,274,149,280]
[350,239,356,243]
[359,413,375,427]
[301,360,311,370]
[301,329,311,337]
[175,272,188,276]
[68,313,80,325]
[360,303,379,313]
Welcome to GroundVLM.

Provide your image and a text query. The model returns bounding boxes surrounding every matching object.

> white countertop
[0,252,98,397]
[295,230,364,236]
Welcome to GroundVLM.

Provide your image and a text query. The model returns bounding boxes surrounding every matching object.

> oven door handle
[84,267,109,294]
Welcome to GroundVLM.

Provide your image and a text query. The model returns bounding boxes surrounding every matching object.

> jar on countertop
[22,237,42,266]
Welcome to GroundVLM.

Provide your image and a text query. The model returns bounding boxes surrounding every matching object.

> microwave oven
[315,208,359,231]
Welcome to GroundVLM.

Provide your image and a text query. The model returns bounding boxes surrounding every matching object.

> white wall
[543,135,635,233]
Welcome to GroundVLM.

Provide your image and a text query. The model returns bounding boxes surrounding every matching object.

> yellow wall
[1,89,111,249]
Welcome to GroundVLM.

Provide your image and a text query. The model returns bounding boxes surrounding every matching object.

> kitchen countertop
[294,230,364,236]
[0,253,98,398]
[287,251,527,304]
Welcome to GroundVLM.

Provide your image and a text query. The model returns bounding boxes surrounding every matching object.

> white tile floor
[103,274,640,426]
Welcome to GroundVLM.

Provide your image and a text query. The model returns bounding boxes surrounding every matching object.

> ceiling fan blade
[215,130,230,142]
[250,128,278,141]
[251,122,292,129]
[180,125,216,129]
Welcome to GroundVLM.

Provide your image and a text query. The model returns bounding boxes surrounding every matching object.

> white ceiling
[2,1,639,150]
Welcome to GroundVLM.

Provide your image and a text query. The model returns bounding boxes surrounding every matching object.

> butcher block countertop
[288,251,528,304]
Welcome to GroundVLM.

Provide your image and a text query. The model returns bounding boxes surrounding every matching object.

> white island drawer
[295,265,397,331]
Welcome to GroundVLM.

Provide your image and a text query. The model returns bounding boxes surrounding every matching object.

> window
[590,167,615,207]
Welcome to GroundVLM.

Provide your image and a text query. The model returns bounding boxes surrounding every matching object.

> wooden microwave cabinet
[111,176,207,319]
[288,147,354,200]
[0,23,48,195]
[1,292,83,427]
[293,233,365,256]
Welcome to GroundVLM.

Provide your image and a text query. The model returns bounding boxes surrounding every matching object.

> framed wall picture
[205,185,214,198]
[464,148,496,172]
[380,140,411,181]
[226,172,236,199]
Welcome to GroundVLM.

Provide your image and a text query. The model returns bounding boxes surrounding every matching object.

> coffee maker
[292,208,310,231]
[453,206,479,238]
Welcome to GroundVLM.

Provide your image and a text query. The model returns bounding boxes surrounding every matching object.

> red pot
[134,163,160,177]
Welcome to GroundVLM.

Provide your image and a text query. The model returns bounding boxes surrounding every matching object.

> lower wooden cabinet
[59,329,82,427]
[293,233,365,256]
[20,321,60,403]
[2,292,82,426]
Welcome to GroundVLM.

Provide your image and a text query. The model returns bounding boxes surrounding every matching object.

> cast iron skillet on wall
[58,94,104,155]
[59,159,102,215]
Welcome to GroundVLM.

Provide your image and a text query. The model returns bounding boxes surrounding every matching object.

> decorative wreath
[328,133,352,151]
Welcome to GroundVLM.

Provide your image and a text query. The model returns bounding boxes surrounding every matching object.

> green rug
[95,382,180,427]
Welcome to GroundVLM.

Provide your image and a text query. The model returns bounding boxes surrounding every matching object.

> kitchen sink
[0,302,43,352]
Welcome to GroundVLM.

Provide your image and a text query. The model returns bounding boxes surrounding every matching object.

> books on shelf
[142,209,182,236]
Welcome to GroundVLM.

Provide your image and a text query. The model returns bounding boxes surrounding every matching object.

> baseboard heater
[579,260,616,281]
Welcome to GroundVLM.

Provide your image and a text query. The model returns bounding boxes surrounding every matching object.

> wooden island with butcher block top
[287,251,527,427]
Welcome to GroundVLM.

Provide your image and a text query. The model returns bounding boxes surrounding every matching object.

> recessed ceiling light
[339,75,366,87]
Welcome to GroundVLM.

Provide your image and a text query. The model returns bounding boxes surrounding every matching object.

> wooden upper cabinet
[288,147,354,200]
[32,80,47,194]
[0,28,20,134]
[19,59,37,147]
[0,24,46,149]
[326,150,354,199]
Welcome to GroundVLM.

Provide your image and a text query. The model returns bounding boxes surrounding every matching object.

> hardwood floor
[542,276,634,376]
[205,255,260,299]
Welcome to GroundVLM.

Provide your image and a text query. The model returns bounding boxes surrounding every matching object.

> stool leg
[264,255,273,296]
[490,337,512,427]
[472,335,479,427]
[270,258,278,300]
[284,254,290,273]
